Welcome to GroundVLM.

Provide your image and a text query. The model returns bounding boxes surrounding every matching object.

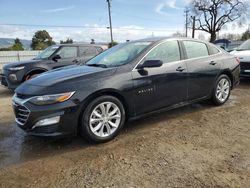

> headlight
[8,66,25,71]
[29,92,75,105]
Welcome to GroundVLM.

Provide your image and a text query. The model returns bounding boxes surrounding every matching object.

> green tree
[242,29,250,41]
[11,38,24,51]
[31,30,56,50]
[60,38,73,44]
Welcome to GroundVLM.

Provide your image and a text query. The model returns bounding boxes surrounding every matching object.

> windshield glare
[86,42,152,67]
[237,40,250,51]
[35,46,59,59]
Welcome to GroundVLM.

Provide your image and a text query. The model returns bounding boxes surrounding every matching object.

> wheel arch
[23,68,48,81]
[77,89,130,133]
[218,69,234,89]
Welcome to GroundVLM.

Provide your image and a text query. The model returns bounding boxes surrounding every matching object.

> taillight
[236,57,240,64]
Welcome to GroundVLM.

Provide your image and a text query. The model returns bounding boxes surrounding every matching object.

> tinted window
[56,47,78,59]
[35,46,59,60]
[183,41,209,59]
[208,45,220,55]
[80,47,97,56]
[145,41,180,63]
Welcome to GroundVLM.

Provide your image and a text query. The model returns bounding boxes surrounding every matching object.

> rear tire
[80,95,125,143]
[211,74,231,105]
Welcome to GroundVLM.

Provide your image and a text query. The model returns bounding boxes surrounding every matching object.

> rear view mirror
[52,55,61,62]
[137,60,163,69]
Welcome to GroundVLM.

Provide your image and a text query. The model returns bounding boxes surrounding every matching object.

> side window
[145,41,180,63]
[208,44,220,55]
[56,47,78,59]
[183,41,209,59]
[80,47,97,56]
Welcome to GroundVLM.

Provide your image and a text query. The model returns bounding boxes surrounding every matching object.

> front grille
[240,62,250,71]
[13,102,30,125]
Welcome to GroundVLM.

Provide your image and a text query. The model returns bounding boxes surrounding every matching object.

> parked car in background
[12,37,240,143]
[0,44,105,90]
[230,39,250,77]
[214,39,243,52]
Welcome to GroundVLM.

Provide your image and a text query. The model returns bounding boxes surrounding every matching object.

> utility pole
[106,0,114,46]
[191,16,196,38]
[184,8,189,37]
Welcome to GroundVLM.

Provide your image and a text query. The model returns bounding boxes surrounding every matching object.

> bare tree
[190,0,248,42]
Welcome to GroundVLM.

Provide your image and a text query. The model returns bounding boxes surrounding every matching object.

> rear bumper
[231,64,240,88]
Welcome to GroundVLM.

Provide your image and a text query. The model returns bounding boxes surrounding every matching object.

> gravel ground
[0,81,250,188]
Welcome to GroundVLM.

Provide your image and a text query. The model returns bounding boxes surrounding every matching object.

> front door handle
[176,67,185,72]
[209,61,217,65]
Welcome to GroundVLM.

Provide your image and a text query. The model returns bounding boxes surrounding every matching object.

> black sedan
[12,37,240,142]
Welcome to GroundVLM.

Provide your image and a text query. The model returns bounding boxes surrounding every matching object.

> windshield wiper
[86,64,107,68]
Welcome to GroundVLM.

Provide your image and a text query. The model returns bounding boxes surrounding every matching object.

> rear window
[183,41,209,59]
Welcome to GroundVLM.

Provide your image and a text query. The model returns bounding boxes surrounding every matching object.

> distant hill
[0,38,31,50]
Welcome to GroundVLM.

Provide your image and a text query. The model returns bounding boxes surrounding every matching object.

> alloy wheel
[216,78,230,103]
[89,102,121,138]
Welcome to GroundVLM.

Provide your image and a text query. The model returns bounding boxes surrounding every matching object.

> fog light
[33,116,60,128]
[9,74,17,81]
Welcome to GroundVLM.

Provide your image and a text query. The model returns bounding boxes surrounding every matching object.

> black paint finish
[13,38,240,137]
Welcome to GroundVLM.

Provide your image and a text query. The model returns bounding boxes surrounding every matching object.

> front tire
[211,74,231,105]
[80,95,125,143]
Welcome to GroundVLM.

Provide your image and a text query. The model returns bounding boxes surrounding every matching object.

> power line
[0,23,182,32]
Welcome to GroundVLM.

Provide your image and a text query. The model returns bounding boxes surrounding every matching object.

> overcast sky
[0,0,248,42]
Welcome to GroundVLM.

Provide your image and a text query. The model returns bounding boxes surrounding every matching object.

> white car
[230,39,250,77]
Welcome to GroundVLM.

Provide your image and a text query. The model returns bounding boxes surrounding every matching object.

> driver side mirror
[137,60,163,69]
[52,54,61,62]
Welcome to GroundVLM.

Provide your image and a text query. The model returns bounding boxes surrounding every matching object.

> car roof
[57,43,104,48]
[133,37,210,44]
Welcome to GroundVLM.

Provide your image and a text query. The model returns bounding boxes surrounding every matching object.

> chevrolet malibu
[12,37,240,142]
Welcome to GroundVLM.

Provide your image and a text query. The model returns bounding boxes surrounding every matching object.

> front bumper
[1,68,25,90]
[12,94,81,137]
[240,62,250,77]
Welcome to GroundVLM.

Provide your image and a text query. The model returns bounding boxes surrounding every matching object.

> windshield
[34,45,59,59]
[237,40,250,51]
[85,42,152,68]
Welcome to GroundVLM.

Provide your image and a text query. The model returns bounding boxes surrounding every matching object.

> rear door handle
[209,61,217,65]
[176,67,185,72]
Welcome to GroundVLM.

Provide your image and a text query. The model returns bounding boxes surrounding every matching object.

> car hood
[3,59,43,69]
[230,50,250,62]
[17,65,116,90]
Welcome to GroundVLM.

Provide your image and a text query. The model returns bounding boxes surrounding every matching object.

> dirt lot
[0,82,250,188]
